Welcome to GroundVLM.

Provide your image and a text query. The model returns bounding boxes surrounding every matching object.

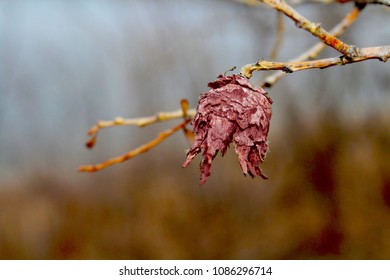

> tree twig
[259,0,361,58]
[262,6,362,87]
[79,119,191,172]
[85,102,195,149]
[241,45,390,77]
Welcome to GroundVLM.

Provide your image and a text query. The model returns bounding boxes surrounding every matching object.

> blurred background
[0,0,389,259]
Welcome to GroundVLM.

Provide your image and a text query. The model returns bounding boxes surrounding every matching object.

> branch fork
[79,100,194,172]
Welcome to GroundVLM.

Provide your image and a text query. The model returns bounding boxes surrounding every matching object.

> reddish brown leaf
[183,74,273,185]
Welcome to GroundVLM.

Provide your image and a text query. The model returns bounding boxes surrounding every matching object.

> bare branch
[287,0,338,4]
[262,7,362,87]
[80,99,194,172]
[258,0,361,58]
[241,45,390,77]
[79,119,191,172]
[85,105,195,149]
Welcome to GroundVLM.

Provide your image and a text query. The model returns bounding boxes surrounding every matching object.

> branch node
[240,64,254,78]
[378,50,388,62]
[340,56,349,65]
[282,66,293,73]
[347,45,361,59]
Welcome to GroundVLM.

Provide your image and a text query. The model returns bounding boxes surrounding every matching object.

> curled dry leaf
[183,74,273,185]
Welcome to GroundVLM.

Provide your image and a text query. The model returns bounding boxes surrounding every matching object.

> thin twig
[85,106,196,149]
[262,6,362,87]
[79,119,191,172]
[242,45,390,76]
[259,0,360,58]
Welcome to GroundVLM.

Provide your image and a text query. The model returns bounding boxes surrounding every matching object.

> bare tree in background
[79,0,389,184]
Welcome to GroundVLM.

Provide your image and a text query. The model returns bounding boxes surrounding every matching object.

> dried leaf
[183,74,273,185]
